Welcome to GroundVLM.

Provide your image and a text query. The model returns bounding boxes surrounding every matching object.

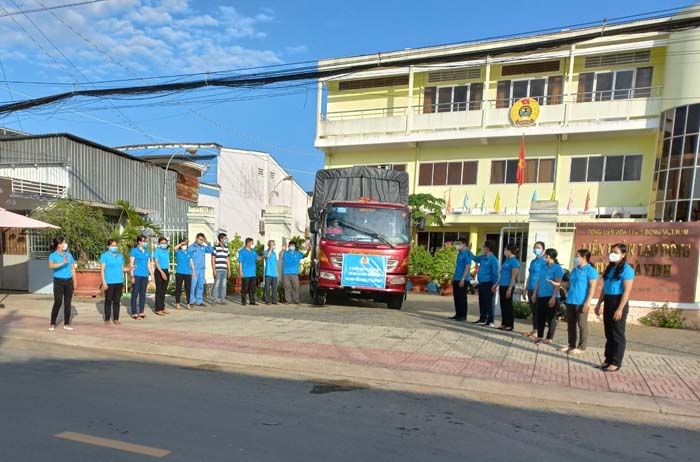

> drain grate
[309,379,370,394]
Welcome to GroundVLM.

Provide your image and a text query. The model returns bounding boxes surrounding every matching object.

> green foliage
[408,193,445,228]
[255,241,265,279]
[639,304,684,329]
[408,244,432,276]
[431,244,457,284]
[110,200,161,262]
[288,235,305,249]
[227,233,244,277]
[31,199,110,267]
[513,301,532,320]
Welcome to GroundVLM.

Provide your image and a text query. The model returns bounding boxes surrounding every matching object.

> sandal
[104,320,111,326]
[533,338,543,344]
[598,362,610,369]
[131,315,138,320]
[175,303,180,310]
[113,320,121,326]
[155,311,166,316]
[139,314,147,319]
[503,327,514,332]
[604,365,621,372]
[186,304,192,310]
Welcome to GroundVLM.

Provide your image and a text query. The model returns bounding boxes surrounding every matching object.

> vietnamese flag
[516,135,526,187]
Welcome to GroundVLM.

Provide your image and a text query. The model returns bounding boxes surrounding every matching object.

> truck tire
[313,289,327,306]
[387,294,403,310]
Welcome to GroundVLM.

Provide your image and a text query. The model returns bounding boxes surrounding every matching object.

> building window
[367,164,406,172]
[577,67,653,102]
[569,155,643,183]
[490,158,555,184]
[496,76,563,108]
[418,161,478,186]
[423,83,483,113]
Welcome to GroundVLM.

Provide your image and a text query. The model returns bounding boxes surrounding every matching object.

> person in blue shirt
[263,240,280,304]
[281,240,309,304]
[129,235,154,319]
[238,237,262,305]
[174,239,195,310]
[548,249,599,355]
[498,244,521,331]
[99,239,129,326]
[525,241,546,338]
[153,236,172,316]
[47,236,77,331]
[187,233,214,306]
[448,238,474,321]
[594,243,635,372]
[531,248,565,344]
[468,240,499,326]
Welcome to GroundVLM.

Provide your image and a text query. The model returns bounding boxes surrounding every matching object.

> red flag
[516,135,526,187]
[584,190,591,212]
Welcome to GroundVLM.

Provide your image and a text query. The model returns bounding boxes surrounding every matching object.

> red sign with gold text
[573,223,700,303]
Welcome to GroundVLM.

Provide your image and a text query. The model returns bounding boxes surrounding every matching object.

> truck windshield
[324,206,410,245]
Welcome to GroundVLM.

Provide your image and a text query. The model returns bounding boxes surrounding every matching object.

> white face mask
[61,243,68,251]
[609,252,622,263]
[455,244,463,251]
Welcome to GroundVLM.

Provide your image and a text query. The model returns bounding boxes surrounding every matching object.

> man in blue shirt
[449,238,474,321]
[263,240,279,304]
[238,237,262,305]
[281,240,309,304]
[187,233,214,306]
[467,240,499,326]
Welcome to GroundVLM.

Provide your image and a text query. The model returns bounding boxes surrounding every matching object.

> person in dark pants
[129,235,154,319]
[531,248,564,344]
[448,238,474,321]
[153,236,171,316]
[238,237,262,305]
[47,236,77,331]
[467,241,499,327]
[497,244,521,331]
[99,239,129,326]
[174,240,194,310]
[263,240,279,304]
[524,241,546,338]
[595,243,634,372]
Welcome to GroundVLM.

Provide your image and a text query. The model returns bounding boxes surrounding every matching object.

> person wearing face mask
[47,236,77,331]
[524,241,546,338]
[187,232,214,307]
[531,248,564,344]
[153,236,172,316]
[130,235,154,319]
[548,249,599,354]
[468,240,499,327]
[263,240,280,305]
[211,233,230,305]
[174,239,195,310]
[594,243,634,372]
[498,244,521,331]
[281,240,310,305]
[99,239,130,326]
[449,238,474,321]
[238,237,262,305]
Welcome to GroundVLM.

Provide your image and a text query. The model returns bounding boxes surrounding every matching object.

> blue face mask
[109,246,119,254]
[573,256,581,266]
[223,239,229,246]
[289,246,295,251]
[142,242,149,249]
[159,243,168,250]
[533,248,543,256]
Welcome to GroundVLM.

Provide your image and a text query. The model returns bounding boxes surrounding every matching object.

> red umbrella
[0,207,58,229]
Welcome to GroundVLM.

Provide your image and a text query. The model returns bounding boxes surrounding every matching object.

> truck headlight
[389,277,406,285]
[320,271,336,280]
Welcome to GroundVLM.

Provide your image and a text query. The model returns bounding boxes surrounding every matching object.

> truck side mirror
[415,216,425,231]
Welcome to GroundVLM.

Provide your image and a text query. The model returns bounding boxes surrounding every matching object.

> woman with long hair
[129,235,154,319]
[531,248,564,344]
[153,236,171,316]
[497,244,520,331]
[524,241,546,338]
[99,239,130,326]
[47,236,77,331]
[594,243,634,372]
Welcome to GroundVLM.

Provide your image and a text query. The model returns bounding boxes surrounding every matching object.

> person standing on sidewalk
[281,240,309,304]
[174,239,194,310]
[129,235,153,320]
[497,244,521,331]
[548,249,598,355]
[468,241,499,327]
[47,236,77,331]
[153,236,171,316]
[99,239,129,326]
[531,248,564,344]
[188,233,214,307]
[524,241,546,338]
[211,233,230,305]
[448,238,473,321]
[238,237,261,305]
[263,240,279,305]
[595,243,634,372]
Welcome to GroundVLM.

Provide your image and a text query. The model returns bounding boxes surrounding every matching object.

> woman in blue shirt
[594,243,635,372]
[174,239,195,310]
[498,244,521,331]
[548,249,598,354]
[129,235,153,319]
[153,236,172,316]
[531,248,564,344]
[47,236,77,331]
[99,239,129,326]
[524,241,546,338]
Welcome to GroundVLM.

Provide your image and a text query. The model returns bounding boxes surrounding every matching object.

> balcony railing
[318,87,663,138]
[11,178,67,199]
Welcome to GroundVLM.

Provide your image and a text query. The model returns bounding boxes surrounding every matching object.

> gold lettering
[662,264,672,277]
[634,263,642,276]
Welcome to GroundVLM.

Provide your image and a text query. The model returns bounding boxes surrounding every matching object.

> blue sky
[0,0,694,190]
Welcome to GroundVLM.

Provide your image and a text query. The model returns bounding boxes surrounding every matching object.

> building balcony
[316,88,663,148]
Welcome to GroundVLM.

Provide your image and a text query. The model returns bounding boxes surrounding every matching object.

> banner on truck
[340,254,387,289]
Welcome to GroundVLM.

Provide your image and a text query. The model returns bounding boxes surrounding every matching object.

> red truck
[308,167,418,310]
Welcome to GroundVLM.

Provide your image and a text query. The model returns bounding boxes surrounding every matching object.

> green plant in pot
[408,244,432,292]
[432,243,458,294]
[227,233,244,294]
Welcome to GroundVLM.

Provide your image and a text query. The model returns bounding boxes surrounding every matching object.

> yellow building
[314,7,700,266]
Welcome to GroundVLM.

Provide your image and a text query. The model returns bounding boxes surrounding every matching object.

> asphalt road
[1,338,698,462]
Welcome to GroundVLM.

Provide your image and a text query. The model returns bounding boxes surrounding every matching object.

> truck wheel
[387,294,403,310]
[313,289,326,306]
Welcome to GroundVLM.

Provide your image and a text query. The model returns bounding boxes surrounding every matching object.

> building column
[188,206,216,286]
[525,200,558,283]
[407,66,414,133]
[482,56,491,128]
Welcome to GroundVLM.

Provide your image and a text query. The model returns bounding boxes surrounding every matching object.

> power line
[0,0,106,18]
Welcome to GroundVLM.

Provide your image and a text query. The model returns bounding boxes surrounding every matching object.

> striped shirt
[213,245,230,271]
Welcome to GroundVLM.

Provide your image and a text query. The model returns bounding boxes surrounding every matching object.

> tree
[408,193,445,243]
[110,200,161,260]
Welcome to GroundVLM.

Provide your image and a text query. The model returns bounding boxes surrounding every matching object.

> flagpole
[516,185,520,214]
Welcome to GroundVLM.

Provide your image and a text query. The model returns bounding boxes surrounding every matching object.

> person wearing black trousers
[595,243,635,372]
[47,236,77,331]
[531,248,564,344]
[99,239,130,326]
[497,244,521,331]
[448,238,474,321]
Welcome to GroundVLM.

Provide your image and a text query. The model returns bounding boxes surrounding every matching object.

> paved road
[2,339,698,462]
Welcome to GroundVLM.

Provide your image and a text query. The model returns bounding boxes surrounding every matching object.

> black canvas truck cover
[308,167,410,219]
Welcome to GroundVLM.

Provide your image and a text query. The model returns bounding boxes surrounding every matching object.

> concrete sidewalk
[1,291,699,418]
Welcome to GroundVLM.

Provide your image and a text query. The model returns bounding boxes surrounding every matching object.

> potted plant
[227,233,244,294]
[408,244,433,292]
[432,243,458,296]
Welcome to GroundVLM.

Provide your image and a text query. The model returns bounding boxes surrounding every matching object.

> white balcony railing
[11,178,67,199]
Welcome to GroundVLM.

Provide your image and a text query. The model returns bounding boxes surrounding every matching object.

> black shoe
[448,315,459,319]
[197,303,205,307]
[471,319,485,324]
[250,302,258,306]
[453,317,466,322]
